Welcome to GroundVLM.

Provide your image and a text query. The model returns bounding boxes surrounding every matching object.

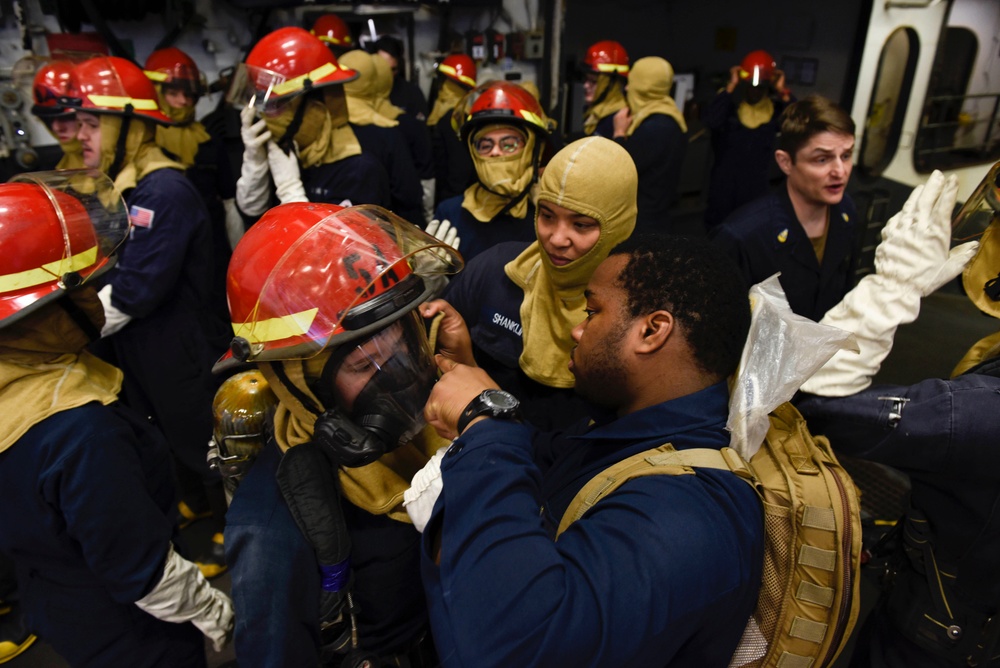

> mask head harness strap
[108,108,133,182]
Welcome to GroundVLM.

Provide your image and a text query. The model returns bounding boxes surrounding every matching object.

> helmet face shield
[226,62,304,115]
[326,312,435,451]
[953,161,1000,242]
[147,63,206,98]
[229,204,463,363]
[958,161,1000,318]
[8,169,130,272]
[1,169,129,326]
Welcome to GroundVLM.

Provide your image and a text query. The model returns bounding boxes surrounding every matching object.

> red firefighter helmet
[218,202,463,368]
[457,81,551,142]
[739,50,777,87]
[64,56,173,125]
[144,47,205,98]
[310,14,355,48]
[584,40,629,75]
[437,54,476,89]
[31,61,76,118]
[230,27,359,112]
[0,171,130,328]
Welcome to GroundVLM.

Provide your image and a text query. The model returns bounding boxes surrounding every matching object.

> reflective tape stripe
[87,95,160,111]
[789,617,828,643]
[798,545,837,571]
[796,581,835,608]
[594,63,629,74]
[0,246,97,292]
[232,308,319,344]
[271,62,338,96]
[317,35,350,46]
[519,110,546,129]
[437,64,476,88]
[144,70,168,82]
[802,505,836,531]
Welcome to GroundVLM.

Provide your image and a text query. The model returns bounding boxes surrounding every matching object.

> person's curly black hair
[608,233,750,380]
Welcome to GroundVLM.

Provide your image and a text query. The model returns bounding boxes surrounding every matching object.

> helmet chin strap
[58,291,102,342]
[490,137,543,220]
[107,111,132,182]
[277,84,313,154]
[587,74,617,111]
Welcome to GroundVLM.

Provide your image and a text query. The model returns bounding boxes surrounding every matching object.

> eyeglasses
[474,135,524,156]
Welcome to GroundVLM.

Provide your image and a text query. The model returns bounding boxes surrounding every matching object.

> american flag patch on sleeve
[129,205,155,229]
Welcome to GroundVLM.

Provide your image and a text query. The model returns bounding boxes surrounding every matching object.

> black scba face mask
[313,314,436,467]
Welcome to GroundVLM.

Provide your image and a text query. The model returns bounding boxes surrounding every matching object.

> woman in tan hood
[611,56,688,235]
[426,136,638,430]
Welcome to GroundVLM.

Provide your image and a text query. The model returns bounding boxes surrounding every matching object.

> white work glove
[425,218,460,251]
[96,284,132,337]
[134,544,234,652]
[874,170,973,297]
[235,106,272,217]
[403,446,448,533]
[267,141,309,204]
[222,198,244,250]
[801,171,979,397]
[421,178,436,226]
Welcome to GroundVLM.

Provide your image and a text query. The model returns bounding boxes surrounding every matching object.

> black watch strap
[456,389,521,435]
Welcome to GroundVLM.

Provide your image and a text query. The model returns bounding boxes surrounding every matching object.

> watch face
[484,389,518,411]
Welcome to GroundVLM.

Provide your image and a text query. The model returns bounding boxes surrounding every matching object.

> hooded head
[339,49,399,128]
[504,136,637,388]
[534,136,637,283]
[625,57,687,136]
[456,81,552,221]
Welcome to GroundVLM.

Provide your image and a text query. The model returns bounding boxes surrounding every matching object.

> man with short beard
[417,234,765,667]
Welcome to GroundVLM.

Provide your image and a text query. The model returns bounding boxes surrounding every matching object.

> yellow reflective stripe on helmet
[87,95,161,111]
[144,70,168,82]
[0,246,98,292]
[594,63,629,74]
[519,110,545,129]
[438,64,475,88]
[316,34,352,46]
[271,62,338,96]
[232,308,320,344]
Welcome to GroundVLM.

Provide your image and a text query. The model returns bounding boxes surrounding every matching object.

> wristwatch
[456,389,522,435]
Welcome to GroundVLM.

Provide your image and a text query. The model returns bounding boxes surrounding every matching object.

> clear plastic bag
[728,275,858,459]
